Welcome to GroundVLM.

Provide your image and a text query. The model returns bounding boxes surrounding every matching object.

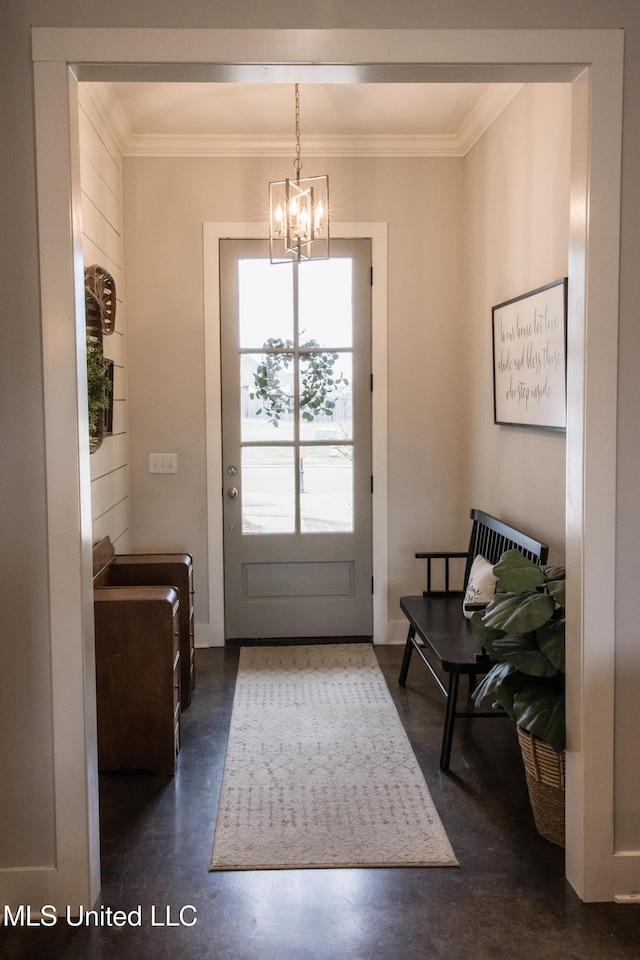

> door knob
[227,486,239,499]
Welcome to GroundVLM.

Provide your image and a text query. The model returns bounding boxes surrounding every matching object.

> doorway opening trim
[28,27,623,909]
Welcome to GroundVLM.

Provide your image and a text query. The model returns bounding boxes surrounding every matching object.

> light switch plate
[149,453,178,474]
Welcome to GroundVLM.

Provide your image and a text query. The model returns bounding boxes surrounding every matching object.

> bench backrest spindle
[463,509,548,590]
[414,508,549,598]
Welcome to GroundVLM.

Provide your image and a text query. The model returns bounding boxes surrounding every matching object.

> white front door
[220,238,373,640]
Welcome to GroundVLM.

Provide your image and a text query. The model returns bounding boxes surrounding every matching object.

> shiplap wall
[79,85,132,550]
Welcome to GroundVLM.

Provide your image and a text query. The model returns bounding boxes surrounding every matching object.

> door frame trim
[202,222,389,646]
[27,26,624,907]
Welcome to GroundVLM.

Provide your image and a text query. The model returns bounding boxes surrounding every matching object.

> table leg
[398,626,415,686]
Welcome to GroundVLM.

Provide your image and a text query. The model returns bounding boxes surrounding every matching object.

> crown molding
[83,81,524,159]
[121,132,468,158]
[456,82,524,153]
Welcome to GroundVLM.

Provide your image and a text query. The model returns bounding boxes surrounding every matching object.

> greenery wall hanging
[250,337,348,427]
[84,264,116,453]
[86,335,113,436]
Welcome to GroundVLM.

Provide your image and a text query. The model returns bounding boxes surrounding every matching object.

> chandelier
[269,84,330,263]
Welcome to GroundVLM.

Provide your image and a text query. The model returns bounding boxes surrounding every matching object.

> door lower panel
[243,561,354,599]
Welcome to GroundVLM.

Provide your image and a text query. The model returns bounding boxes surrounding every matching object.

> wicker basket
[517,726,565,847]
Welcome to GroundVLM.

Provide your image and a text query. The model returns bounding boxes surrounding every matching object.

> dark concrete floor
[2,645,639,959]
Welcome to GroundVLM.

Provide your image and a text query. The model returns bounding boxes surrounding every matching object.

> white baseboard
[614,852,640,903]
[194,621,224,647]
[0,865,89,917]
[381,619,410,644]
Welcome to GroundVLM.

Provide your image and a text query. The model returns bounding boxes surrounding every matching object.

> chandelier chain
[293,83,302,177]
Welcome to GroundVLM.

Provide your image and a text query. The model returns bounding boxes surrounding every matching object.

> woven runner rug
[210,644,458,870]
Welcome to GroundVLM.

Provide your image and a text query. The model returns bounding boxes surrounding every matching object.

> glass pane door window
[238,257,355,535]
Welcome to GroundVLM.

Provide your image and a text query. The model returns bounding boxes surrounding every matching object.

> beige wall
[463,83,571,561]
[80,86,132,551]
[123,85,568,634]
[123,153,467,622]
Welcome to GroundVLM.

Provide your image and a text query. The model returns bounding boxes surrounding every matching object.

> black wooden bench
[398,508,549,771]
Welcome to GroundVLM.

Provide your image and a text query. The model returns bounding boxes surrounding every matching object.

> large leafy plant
[470,549,566,753]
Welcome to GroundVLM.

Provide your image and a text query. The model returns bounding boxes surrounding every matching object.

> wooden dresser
[107,553,195,708]
[93,538,195,709]
[93,585,181,776]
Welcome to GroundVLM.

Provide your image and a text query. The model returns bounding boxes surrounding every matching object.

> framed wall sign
[492,278,567,429]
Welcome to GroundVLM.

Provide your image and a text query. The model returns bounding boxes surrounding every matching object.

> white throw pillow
[463,555,497,619]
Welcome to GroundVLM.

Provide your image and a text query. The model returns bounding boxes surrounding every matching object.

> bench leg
[398,626,415,686]
[440,671,461,771]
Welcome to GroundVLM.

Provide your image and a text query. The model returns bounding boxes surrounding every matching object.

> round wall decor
[84,264,116,335]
